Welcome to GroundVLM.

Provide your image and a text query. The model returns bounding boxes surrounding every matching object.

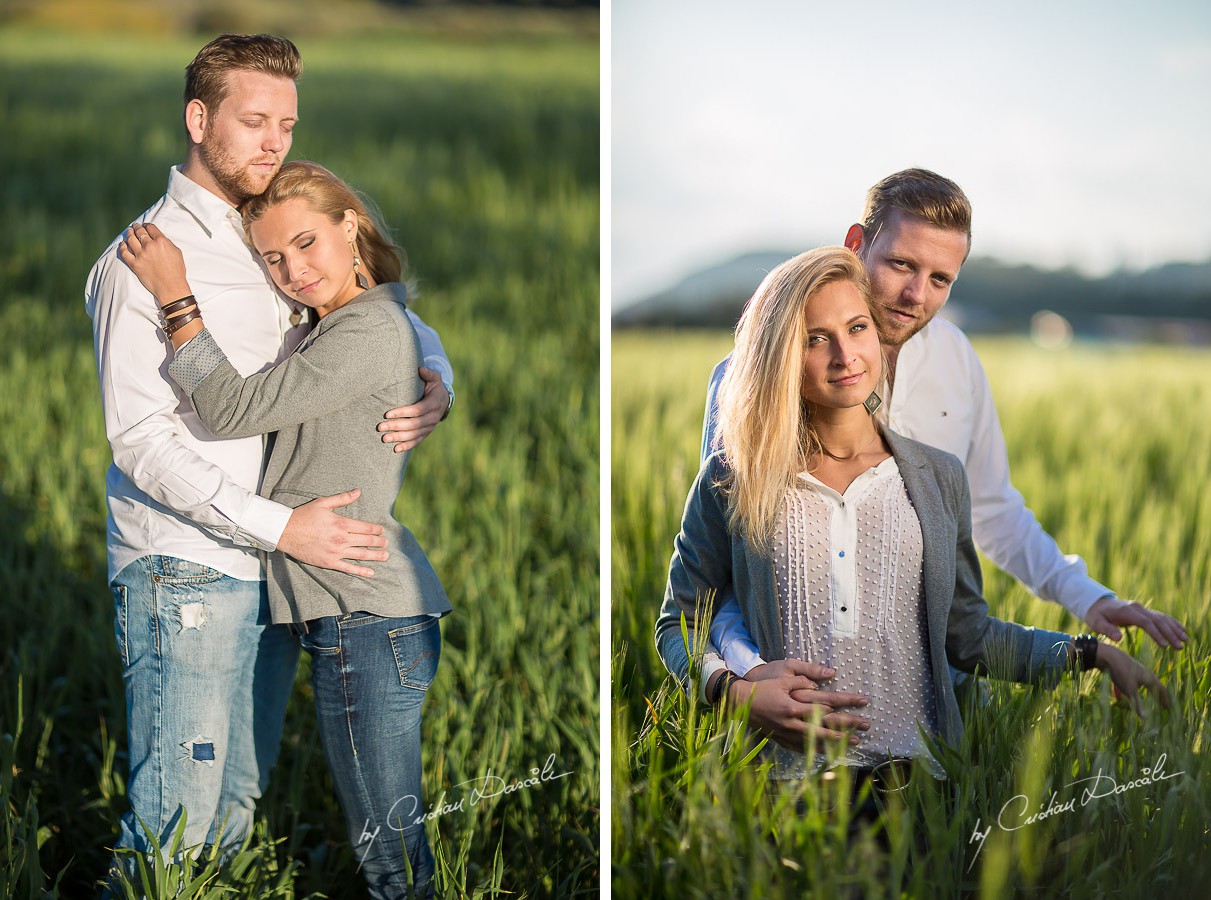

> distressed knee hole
[180,735,216,766]
[177,601,208,633]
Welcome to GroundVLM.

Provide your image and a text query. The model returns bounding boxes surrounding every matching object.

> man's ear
[184,99,207,145]
[844,223,865,254]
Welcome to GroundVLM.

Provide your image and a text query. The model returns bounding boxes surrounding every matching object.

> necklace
[818,431,880,461]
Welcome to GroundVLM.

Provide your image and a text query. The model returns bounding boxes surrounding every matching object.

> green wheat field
[0,23,598,899]
[612,330,1211,898]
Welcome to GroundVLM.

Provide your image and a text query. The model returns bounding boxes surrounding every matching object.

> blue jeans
[300,612,441,900]
[110,556,299,862]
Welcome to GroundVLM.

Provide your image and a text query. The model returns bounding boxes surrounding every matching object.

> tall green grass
[612,329,1211,898]
[0,25,598,898]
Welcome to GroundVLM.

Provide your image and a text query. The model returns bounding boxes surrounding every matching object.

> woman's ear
[343,209,359,241]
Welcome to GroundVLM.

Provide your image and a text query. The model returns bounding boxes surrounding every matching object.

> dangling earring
[351,242,370,291]
[863,390,883,415]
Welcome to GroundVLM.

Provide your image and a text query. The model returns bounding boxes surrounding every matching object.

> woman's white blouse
[770,456,942,777]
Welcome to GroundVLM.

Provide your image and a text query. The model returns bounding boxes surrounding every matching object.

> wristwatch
[440,382,455,421]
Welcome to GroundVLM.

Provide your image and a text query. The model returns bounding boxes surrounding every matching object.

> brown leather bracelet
[160,295,197,317]
[162,302,198,325]
[164,308,202,337]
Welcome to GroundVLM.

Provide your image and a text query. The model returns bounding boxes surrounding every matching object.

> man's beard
[198,133,279,204]
[877,305,927,347]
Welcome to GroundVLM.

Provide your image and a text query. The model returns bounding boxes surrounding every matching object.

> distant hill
[613,252,1211,336]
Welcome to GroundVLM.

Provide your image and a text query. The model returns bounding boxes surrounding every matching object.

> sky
[612,0,1211,307]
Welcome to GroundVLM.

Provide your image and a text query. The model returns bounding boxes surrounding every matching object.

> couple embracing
[87,33,451,899]
[655,169,1183,804]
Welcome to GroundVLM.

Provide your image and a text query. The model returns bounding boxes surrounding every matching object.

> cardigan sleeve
[168,303,410,439]
[939,451,1070,684]
[654,453,737,694]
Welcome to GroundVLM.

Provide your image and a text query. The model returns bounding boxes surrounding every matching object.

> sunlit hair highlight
[716,246,882,552]
[860,167,972,258]
[184,33,301,116]
[242,161,405,286]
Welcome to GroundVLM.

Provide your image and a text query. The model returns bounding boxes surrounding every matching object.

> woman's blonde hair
[242,160,405,286]
[716,246,882,552]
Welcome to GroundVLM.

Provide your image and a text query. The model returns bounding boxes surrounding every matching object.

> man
[659,168,1186,748]
[85,34,453,867]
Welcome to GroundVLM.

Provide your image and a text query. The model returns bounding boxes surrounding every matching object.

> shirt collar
[166,165,244,239]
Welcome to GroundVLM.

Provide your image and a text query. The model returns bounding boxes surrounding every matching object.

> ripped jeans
[110,556,299,861]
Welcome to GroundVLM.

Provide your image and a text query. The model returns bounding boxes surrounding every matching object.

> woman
[654,246,1167,783]
[119,161,448,899]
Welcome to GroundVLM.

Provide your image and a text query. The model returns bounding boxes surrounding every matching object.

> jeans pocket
[388,617,441,690]
[153,557,226,585]
[113,584,129,669]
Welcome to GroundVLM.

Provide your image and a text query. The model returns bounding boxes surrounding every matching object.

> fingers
[1132,667,1171,710]
[329,559,376,578]
[348,532,388,547]
[763,712,859,751]
[1110,665,1171,717]
[788,688,868,710]
[418,366,442,384]
[379,410,442,430]
[785,693,870,730]
[122,223,157,247]
[378,421,437,439]
[1141,676,1171,710]
[120,227,143,257]
[1098,599,1189,649]
[379,421,440,452]
[1150,611,1188,650]
[341,547,390,563]
[808,723,863,750]
[779,659,838,682]
[1139,619,1169,650]
[314,488,363,510]
[342,519,387,539]
[819,710,870,732]
[1087,612,1124,643]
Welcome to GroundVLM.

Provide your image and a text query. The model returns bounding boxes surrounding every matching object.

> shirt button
[838,551,845,558]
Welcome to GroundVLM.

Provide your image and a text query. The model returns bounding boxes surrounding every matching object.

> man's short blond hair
[860,168,972,254]
[184,33,301,114]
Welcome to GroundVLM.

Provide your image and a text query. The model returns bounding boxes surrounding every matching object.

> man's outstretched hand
[1085,595,1187,650]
